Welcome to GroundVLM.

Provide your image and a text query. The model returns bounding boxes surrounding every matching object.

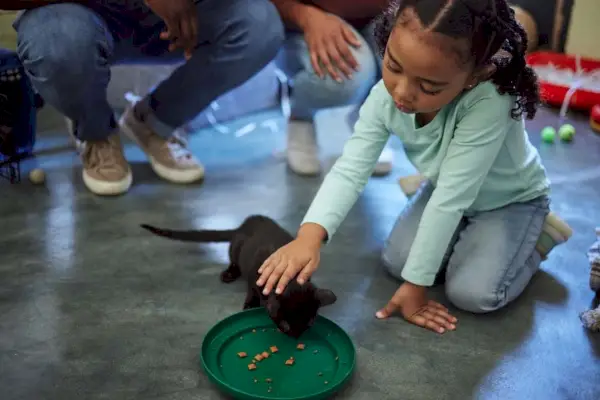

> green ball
[541,126,556,143]
[559,123,575,141]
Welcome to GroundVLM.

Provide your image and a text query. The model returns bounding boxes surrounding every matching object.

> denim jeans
[13,0,283,140]
[381,182,550,313]
[276,19,380,120]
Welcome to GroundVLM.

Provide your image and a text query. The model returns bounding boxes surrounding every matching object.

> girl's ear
[465,62,497,89]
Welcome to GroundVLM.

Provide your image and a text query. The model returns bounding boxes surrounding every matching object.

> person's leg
[278,22,378,176]
[381,181,465,280]
[443,196,550,313]
[14,4,132,196]
[122,0,284,183]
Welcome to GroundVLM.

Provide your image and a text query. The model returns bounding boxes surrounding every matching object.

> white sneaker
[373,145,394,176]
[286,120,321,176]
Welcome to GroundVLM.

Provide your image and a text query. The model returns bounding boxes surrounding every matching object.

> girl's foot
[286,120,321,176]
[535,212,573,259]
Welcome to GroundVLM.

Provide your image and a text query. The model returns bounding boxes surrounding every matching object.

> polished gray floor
[1,106,599,400]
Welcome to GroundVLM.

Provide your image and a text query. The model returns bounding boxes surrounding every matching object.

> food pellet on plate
[296,343,305,350]
[237,352,247,358]
[252,329,256,333]
[255,354,264,361]
[248,364,257,370]
[265,378,272,383]
[261,351,270,359]
[285,359,295,366]
[253,378,258,383]
[324,381,329,385]
[270,346,278,353]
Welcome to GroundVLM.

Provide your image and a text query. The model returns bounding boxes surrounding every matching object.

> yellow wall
[566,0,600,58]
[0,11,18,50]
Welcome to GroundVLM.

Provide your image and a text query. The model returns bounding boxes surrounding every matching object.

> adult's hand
[302,10,362,82]
[376,282,458,334]
[144,0,198,59]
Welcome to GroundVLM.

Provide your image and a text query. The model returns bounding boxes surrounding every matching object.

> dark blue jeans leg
[134,0,285,137]
[14,4,117,141]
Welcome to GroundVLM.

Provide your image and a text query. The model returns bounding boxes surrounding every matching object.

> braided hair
[374,0,539,120]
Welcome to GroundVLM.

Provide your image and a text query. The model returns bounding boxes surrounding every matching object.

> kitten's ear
[315,289,337,307]
[266,296,280,316]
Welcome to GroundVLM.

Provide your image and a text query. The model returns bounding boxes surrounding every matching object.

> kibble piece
[296,343,305,350]
[265,378,272,383]
[252,329,256,333]
[285,358,295,366]
[261,351,270,359]
[253,378,258,383]
[248,364,257,370]
[270,346,278,353]
[255,354,264,362]
[324,381,329,385]
[237,352,247,358]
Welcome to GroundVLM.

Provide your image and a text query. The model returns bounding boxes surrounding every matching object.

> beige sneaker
[287,120,321,176]
[119,107,204,184]
[81,134,132,196]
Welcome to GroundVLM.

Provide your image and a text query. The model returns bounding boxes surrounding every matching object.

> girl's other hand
[257,224,325,295]
[376,282,458,334]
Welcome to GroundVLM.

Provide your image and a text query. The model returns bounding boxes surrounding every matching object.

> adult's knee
[15,4,113,81]
[296,42,378,108]
[224,0,284,70]
[445,278,503,314]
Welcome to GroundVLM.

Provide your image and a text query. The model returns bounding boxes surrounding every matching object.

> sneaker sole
[82,169,132,196]
[119,117,205,184]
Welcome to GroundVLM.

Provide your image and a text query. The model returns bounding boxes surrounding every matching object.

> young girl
[256,0,573,334]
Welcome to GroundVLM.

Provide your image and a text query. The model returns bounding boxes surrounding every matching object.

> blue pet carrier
[0,48,37,183]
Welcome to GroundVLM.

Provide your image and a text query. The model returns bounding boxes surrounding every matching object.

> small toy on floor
[579,227,600,332]
[28,168,45,185]
[540,124,575,143]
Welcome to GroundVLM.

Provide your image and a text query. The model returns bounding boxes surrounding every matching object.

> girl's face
[382,9,479,116]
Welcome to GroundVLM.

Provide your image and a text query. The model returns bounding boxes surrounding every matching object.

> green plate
[200,308,355,400]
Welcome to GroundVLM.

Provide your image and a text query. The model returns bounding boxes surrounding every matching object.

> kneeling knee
[16,5,112,79]
[228,0,284,67]
[445,280,503,314]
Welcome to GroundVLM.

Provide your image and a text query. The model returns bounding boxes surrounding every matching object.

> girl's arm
[400,92,513,287]
[299,82,391,241]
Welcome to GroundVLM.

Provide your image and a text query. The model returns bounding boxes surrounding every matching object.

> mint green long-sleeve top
[302,80,550,286]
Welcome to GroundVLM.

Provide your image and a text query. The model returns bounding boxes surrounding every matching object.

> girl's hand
[302,10,361,82]
[256,224,325,295]
[376,282,458,334]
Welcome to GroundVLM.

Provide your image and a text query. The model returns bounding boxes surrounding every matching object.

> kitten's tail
[140,224,235,242]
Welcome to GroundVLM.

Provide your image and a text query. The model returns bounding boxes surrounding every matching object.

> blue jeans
[13,0,283,141]
[277,19,380,120]
[381,182,550,313]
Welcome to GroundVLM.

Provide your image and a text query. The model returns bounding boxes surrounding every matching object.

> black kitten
[140,215,336,338]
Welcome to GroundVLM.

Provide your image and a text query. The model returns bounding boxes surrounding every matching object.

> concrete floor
[1,106,599,400]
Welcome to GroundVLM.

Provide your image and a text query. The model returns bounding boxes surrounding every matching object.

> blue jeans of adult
[381,182,550,313]
[13,0,284,141]
[277,19,379,120]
